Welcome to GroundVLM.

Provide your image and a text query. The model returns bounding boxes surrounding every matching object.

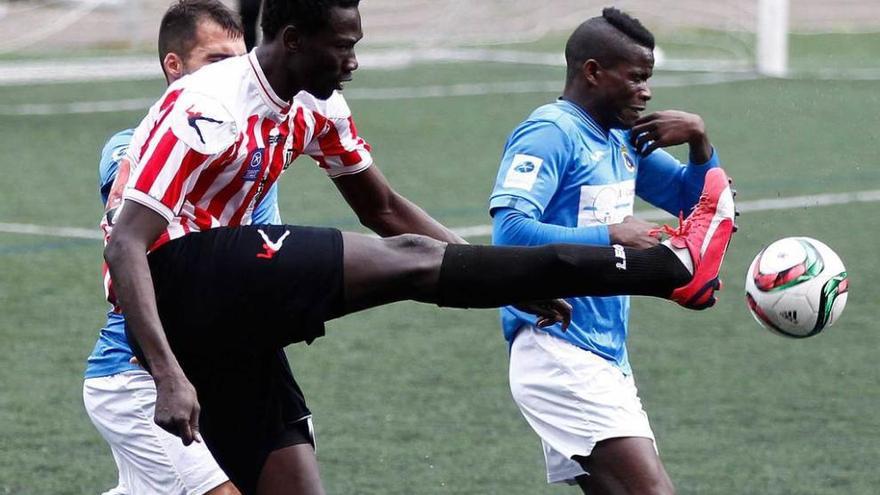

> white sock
[662,240,694,276]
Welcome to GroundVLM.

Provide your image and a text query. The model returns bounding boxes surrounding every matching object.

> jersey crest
[621,145,636,172]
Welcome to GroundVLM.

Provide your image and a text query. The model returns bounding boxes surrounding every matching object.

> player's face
[297,6,362,99]
[596,45,654,129]
[181,20,247,76]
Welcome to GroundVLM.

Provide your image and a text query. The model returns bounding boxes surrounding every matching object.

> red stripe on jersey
[312,112,329,140]
[187,138,241,206]
[138,89,183,161]
[229,119,275,225]
[148,231,172,252]
[134,129,179,193]
[159,148,211,210]
[317,118,362,166]
[192,207,214,231]
[268,118,292,181]
[347,116,372,152]
[161,89,184,112]
[205,116,261,223]
[291,107,308,156]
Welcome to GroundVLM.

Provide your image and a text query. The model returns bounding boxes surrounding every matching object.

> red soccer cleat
[656,167,737,310]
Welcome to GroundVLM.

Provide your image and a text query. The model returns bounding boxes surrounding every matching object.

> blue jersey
[489,99,719,374]
[85,129,282,379]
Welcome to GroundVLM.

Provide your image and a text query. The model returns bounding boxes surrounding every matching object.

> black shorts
[129,224,343,493]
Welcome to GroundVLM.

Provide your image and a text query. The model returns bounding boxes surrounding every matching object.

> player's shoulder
[530,101,585,131]
[293,90,351,120]
[101,128,135,160]
[509,102,578,147]
[99,128,134,182]
[163,62,245,155]
[516,101,578,135]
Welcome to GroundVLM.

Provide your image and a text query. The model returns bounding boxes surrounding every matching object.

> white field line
[0,222,103,240]
[0,72,759,116]
[4,189,880,242]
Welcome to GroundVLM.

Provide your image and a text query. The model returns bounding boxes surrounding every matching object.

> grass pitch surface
[1,36,879,494]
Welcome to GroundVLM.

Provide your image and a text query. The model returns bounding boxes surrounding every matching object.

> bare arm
[332,165,466,244]
[104,200,201,445]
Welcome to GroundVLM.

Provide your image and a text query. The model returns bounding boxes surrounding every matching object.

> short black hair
[261,0,361,41]
[158,0,244,64]
[564,7,655,83]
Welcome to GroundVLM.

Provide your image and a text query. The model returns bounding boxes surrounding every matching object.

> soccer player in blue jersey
[490,8,727,494]
[83,2,250,494]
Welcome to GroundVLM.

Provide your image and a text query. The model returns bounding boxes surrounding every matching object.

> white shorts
[509,326,657,485]
[83,370,229,495]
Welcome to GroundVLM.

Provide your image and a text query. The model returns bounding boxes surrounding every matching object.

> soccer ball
[745,237,849,338]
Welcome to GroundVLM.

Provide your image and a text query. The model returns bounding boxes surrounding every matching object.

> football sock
[437,243,691,308]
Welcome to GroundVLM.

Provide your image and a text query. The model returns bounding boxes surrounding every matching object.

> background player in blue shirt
[83,2,251,493]
[490,8,721,494]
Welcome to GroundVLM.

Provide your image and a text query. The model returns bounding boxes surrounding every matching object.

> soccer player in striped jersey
[103,1,735,493]
[490,9,729,494]
[83,2,249,494]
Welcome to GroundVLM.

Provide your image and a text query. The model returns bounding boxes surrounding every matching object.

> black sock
[437,243,691,308]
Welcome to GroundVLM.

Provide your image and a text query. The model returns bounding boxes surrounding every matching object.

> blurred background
[1,1,878,494]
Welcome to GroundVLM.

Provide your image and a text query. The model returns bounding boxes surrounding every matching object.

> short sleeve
[489,120,574,217]
[124,91,239,222]
[302,93,373,178]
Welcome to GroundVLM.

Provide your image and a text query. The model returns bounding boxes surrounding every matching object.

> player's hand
[630,110,706,157]
[515,299,572,331]
[608,216,660,249]
[154,373,201,446]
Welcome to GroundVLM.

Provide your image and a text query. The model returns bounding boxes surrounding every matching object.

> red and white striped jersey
[122,50,372,252]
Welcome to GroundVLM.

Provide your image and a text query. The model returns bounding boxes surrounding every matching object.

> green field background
[1,34,879,494]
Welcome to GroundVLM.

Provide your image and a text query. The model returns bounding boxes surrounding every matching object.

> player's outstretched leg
[340,167,736,314]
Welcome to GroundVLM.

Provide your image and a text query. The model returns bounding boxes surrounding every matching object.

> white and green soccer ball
[745,237,849,338]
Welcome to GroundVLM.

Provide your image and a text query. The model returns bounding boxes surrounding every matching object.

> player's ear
[583,59,602,87]
[281,25,302,53]
[163,52,184,83]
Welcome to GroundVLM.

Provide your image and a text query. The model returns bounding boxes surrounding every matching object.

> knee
[383,234,447,265]
[636,474,675,495]
[382,234,446,295]
[384,233,445,252]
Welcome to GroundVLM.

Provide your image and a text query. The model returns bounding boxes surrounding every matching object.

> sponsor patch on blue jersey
[243,148,264,181]
[502,154,543,191]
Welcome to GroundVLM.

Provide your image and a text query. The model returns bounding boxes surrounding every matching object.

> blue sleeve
[488,120,572,217]
[251,182,282,225]
[635,147,720,217]
[98,129,135,206]
[492,207,610,247]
